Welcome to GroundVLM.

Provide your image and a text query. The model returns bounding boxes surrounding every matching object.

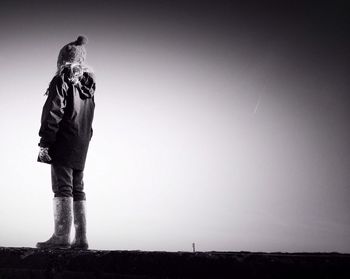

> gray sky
[0,0,349,252]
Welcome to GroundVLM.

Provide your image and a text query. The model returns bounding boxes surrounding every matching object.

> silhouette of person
[36,35,95,249]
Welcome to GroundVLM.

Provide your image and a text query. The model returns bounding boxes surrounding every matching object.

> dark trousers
[51,164,86,201]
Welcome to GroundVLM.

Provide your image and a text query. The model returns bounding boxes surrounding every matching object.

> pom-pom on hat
[57,35,88,69]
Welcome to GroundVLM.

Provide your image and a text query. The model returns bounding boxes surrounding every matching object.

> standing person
[36,35,96,249]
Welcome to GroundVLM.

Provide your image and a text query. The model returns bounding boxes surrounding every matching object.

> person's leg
[71,169,89,249]
[51,165,74,198]
[36,164,73,249]
[72,169,85,201]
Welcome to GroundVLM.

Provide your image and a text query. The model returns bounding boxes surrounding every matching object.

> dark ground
[0,247,349,278]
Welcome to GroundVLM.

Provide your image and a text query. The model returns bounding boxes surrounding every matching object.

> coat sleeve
[38,76,67,148]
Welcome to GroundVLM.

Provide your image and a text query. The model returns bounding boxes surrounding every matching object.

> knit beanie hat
[57,35,88,70]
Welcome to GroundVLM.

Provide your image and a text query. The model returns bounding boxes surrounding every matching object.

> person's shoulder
[48,72,69,93]
[58,67,72,82]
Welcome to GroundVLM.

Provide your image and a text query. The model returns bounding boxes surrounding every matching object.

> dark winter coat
[38,67,96,170]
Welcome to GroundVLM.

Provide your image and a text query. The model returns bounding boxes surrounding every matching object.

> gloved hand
[38,147,52,163]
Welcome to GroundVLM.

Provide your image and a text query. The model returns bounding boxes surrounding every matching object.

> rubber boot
[71,200,89,250]
[36,197,72,249]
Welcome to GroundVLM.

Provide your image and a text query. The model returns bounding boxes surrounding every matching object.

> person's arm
[80,72,96,140]
[38,76,67,148]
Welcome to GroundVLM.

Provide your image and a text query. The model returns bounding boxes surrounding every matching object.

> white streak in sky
[253,96,261,114]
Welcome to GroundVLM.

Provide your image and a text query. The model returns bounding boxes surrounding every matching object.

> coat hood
[60,64,96,99]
